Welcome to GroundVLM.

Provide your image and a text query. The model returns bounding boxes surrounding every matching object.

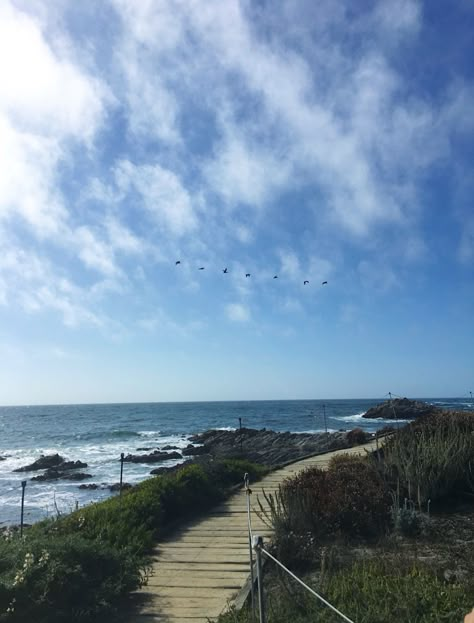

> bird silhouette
[245,273,251,278]
[273,275,278,279]
[223,268,228,274]
[175,260,181,265]
[304,280,309,285]
[322,281,328,285]
[198,267,205,270]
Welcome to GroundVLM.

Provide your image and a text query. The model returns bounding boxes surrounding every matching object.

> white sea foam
[339,412,367,422]
[339,412,411,424]
[0,431,192,524]
[298,428,339,434]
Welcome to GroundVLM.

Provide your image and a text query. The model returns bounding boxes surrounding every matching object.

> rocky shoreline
[10,427,368,488]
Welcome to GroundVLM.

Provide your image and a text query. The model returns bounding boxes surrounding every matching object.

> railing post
[119,453,124,496]
[20,480,26,537]
[253,535,265,623]
[244,473,255,615]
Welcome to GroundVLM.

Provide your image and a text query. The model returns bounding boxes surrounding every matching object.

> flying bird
[273,275,278,279]
[223,268,228,274]
[245,273,251,278]
[175,260,181,265]
[322,281,328,285]
[198,267,205,270]
[304,280,309,285]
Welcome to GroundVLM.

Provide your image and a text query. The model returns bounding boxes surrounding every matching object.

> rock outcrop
[14,455,90,481]
[362,398,440,420]
[32,469,92,482]
[14,454,66,472]
[187,428,351,466]
[123,450,182,464]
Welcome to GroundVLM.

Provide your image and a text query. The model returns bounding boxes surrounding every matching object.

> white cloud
[74,226,119,277]
[225,302,251,323]
[115,160,197,236]
[0,1,105,139]
[0,1,108,242]
[278,250,301,280]
[204,126,292,207]
[0,243,104,327]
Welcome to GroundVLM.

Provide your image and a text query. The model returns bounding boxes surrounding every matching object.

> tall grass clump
[377,411,474,507]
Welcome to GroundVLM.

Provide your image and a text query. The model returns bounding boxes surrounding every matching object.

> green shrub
[0,534,143,623]
[346,427,370,446]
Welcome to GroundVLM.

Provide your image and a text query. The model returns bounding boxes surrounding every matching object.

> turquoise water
[0,397,471,525]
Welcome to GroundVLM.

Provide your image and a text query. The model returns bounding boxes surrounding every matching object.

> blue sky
[0,0,473,405]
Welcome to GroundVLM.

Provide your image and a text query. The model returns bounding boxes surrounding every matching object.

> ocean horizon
[1,397,471,526]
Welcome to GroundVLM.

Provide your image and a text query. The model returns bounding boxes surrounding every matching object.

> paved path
[131,440,377,623]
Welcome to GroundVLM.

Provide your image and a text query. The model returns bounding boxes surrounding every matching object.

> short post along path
[131,440,377,623]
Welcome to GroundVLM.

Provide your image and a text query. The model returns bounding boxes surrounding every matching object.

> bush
[346,427,370,445]
[0,534,142,623]
[259,455,391,564]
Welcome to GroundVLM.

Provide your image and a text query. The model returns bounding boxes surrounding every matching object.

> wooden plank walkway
[131,440,377,623]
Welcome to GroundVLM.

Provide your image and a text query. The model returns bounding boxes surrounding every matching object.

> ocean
[0,397,471,526]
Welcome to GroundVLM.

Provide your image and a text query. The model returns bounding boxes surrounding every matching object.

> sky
[0,0,473,405]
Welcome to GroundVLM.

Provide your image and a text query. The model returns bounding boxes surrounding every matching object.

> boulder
[31,469,92,482]
[14,453,65,472]
[123,450,182,464]
[57,460,88,471]
[362,398,440,420]
[108,482,132,492]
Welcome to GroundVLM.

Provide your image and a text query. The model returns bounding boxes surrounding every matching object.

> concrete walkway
[131,440,377,623]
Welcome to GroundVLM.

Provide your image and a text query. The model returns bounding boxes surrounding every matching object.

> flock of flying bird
[174,261,328,286]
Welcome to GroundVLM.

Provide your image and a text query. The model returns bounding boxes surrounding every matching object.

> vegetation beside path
[0,459,267,623]
[219,411,474,623]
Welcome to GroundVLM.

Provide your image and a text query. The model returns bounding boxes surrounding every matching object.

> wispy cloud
[225,303,251,323]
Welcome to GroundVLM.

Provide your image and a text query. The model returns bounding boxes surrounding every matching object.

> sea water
[0,398,471,525]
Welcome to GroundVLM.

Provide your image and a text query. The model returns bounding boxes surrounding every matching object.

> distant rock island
[362,397,440,420]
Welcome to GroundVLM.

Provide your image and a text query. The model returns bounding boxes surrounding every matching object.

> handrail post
[244,473,255,615]
[253,535,265,623]
[20,480,26,537]
[119,453,124,496]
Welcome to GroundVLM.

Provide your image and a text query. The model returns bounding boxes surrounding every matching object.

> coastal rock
[31,469,92,482]
[14,454,65,472]
[162,445,179,451]
[182,445,208,456]
[123,450,182,464]
[150,466,174,476]
[188,427,351,466]
[108,482,132,492]
[362,398,440,420]
[78,483,100,490]
[58,460,88,471]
